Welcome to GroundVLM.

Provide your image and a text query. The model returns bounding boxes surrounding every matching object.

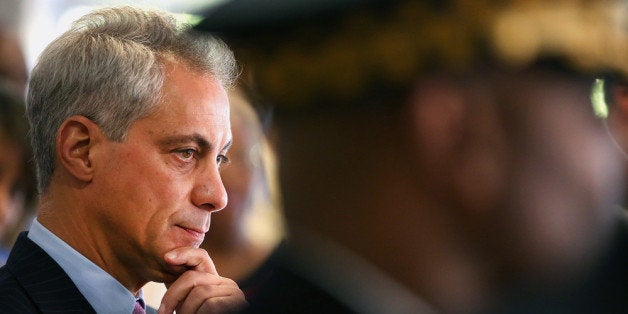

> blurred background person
[0,86,36,266]
[0,28,27,95]
[0,0,27,97]
[0,18,35,266]
[196,0,628,313]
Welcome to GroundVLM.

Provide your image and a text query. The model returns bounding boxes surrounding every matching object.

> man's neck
[37,199,146,294]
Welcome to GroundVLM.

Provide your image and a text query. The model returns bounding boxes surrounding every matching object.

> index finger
[164,247,219,276]
[158,271,245,314]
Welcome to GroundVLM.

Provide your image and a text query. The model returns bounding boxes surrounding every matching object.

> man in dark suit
[0,6,246,314]
[195,0,628,313]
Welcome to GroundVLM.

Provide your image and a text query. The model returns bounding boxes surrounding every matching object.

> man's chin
[149,264,186,285]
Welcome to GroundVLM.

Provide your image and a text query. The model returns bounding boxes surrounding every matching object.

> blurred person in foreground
[196,0,628,313]
[0,86,36,266]
[0,6,247,313]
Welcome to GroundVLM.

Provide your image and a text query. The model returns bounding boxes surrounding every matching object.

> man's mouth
[176,225,207,242]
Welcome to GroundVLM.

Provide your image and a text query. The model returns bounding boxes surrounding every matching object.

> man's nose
[192,164,228,212]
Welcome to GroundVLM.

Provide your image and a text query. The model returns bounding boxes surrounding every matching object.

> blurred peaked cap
[195,0,628,109]
[195,0,386,37]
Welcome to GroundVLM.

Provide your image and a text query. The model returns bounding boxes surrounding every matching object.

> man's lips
[176,225,207,241]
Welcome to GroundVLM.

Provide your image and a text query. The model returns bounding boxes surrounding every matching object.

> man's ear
[56,115,103,183]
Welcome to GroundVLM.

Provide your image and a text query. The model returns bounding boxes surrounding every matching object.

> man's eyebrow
[158,134,211,150]
[221,139,233,153]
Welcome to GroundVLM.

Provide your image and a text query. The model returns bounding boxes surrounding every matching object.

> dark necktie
[133,298,146,314]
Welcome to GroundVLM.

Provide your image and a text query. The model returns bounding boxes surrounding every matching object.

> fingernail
[158,303,164,314]
[165,251,177,260]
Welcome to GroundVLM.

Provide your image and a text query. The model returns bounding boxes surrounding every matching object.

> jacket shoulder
[0,266,39,312]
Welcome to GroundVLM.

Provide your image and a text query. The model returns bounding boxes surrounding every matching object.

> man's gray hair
[27,6,238,193]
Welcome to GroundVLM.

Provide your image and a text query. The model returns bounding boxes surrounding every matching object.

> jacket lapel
[6,232,96,313]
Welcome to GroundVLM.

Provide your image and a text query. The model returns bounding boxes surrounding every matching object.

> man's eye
[177,149,196,160]
[217,155,230,165]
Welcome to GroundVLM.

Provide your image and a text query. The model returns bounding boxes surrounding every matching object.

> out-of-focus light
[591,78,609,119]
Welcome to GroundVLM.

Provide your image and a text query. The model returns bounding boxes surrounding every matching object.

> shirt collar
[28,218,140,313]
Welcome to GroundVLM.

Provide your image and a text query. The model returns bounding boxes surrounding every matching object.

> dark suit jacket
[0,232,96,313]
[0,232,158,314]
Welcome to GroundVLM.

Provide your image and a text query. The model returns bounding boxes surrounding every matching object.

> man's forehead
[191,110,230,119]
